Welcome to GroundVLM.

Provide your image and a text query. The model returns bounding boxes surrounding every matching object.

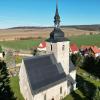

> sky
[0,0,100,29]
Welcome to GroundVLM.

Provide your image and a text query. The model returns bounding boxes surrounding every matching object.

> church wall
[70,70,76,81]
[19,60,33,100]
[33,81,67,100]
[56,42,69,74]
[69,70,76,90]
[46,41,70,75]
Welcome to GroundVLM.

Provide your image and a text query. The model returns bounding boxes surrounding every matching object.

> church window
[52,98,54,100]
[51,44,52,51]
[60,87,62,94]
[62,45,65,51]
[44,94,46,100]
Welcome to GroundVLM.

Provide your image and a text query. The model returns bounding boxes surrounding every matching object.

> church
[19,1,76,100]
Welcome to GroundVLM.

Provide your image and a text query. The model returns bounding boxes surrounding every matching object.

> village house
[70,43,79,54]
[37,41,46,51]
[80,45,91,56]
[19,1,76,100]
[80,45,100,57]
[89,46,100,57]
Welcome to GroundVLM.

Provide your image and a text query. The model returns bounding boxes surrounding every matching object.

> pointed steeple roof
[47,0,69,42]
[54,0,60,28]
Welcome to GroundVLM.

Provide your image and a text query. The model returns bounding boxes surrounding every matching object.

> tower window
[60,87,62,94]
[51,44,52,51]
[62,45,65,51]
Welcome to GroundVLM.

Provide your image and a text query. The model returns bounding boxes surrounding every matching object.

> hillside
[0,25,100,41]
[9,24,100,31]
[66,24,100,31]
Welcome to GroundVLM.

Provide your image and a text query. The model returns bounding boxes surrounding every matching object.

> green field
[0,39,42,50]
[0,34,100,50]
[70,34,100,47]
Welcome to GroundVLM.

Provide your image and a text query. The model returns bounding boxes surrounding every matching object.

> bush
[0,46,2,53]
[93,87,100,100]
[70,53,83,67]
[82,56,100,78]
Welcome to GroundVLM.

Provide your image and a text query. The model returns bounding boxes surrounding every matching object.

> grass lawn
[10,76,24,100]
[0,39,42,50]
[64,68,100,100]
[63,89,85,100]
[70,34,100,47]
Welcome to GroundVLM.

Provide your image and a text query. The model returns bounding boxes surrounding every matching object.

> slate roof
[23,54,67,95]
[69,58,76,72]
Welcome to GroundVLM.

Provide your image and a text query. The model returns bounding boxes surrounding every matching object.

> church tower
[46,0,70,75]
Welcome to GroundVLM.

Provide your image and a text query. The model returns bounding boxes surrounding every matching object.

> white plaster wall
[37,47,46,51]
[95,53,100,57]
[70,70,76,90]
[0,53,3,58]
[33,81,67,100]
[19,60,34,100]
[70,70,76,81]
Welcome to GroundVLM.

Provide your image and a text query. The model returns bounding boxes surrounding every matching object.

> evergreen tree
[93,87,100,100]
[0,60,16,100]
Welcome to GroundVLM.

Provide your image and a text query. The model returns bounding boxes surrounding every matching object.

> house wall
[37,47,46,51]
[95,53,100,57]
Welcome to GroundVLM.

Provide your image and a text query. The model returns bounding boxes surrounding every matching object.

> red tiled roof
[90,46,100,54]
[38,42,46,48]
[70,44,79,52]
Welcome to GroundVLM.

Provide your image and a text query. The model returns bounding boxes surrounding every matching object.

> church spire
[54,0,60,28]
[47,0,69,42]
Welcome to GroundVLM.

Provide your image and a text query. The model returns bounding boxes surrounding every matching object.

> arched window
[52,98,54,100]
[62,45,65,51]
[60,87,62,94]
[51,44,52,51]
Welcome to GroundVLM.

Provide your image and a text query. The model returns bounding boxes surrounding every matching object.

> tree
[0,60,16,99]
[33,49,38,56]
[93,87,100,100]
[70,53,83,67]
